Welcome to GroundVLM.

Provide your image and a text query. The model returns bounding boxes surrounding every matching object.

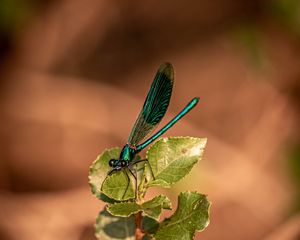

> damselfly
[104,63,199,198]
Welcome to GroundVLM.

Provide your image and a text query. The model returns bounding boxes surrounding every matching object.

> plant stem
[135,212,143,240]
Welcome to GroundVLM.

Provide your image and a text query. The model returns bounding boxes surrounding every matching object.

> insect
[103,63,199,198]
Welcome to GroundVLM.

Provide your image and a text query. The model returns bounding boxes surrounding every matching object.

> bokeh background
[1,0,300,239]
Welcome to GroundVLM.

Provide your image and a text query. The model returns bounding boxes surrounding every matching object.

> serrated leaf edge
[106,195,172,219]
[145,137,207,187]
[106,202,141,217]
[88,147,121,199]
[157,191,211,234]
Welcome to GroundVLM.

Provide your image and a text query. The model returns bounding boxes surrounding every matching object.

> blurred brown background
[1,0,300,239]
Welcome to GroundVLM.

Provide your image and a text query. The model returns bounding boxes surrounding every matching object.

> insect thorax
[120,144,136,162]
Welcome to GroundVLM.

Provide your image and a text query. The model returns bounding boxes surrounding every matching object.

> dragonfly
[103,63,199,198]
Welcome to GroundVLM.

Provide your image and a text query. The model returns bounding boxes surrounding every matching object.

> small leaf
[142,195,172,219]
[142,195,172,210]
[102,171,135,200]
[107,202,141,217]
[89,148,135,201]
[107,195,171,220]
[154,192,210,240]
[146,137,207,188]
[95,208,135,240]
[89,148,120,198]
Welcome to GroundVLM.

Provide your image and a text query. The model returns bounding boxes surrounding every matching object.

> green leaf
[142,195,172,220]
[95,208,135,240]
[89,148,120,198]
[107,202,141,217]
[146,137,207,188]
[102,171,135,200]
[154,192,210,240]
[143,195,172,210]
[89,147,135,201]
[107,195,172,220]
[142,216,159,234]
[99,193,120,204]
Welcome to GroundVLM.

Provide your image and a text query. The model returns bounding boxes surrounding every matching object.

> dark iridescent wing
[128,63,174,146]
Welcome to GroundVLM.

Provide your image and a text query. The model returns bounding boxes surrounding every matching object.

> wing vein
[127,63,174,145]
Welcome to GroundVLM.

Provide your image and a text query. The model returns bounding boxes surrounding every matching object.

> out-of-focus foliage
[0,0,43,39]
[233,23,267,70]
[95,209,136,240]
[0,0,32,32]
[287,144,300,213]
[0,0,40,58]
[268,0,300,36]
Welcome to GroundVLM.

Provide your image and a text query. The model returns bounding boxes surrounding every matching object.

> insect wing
[128,63,174,146]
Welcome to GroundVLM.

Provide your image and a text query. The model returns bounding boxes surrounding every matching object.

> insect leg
[122,169,132,199]
[101,169,118,191]
[108,168,118,176]
[128,168,138,199]
[130,159,155,180]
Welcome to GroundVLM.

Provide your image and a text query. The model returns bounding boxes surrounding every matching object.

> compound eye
[109,159,115,167]
[120,160,127,167]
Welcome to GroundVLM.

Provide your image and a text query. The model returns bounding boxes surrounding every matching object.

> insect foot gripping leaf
[89,136,209,240]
